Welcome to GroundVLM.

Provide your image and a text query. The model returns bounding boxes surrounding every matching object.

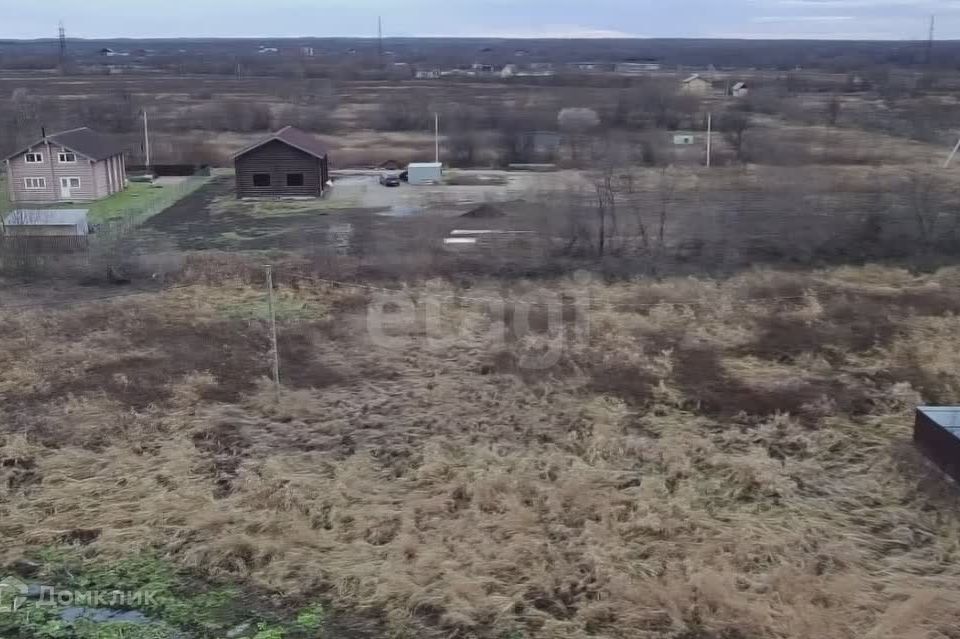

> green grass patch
[0,178,209,226]
[86,182,184,225]
[1,550,330,639]
[215,290,322,321]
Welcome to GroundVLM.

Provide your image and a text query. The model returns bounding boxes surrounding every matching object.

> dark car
[380,173,401,187]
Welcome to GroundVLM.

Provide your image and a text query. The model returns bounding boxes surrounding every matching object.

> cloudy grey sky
[6,0,960,39]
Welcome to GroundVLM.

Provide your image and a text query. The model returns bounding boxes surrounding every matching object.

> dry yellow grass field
[2,262,960,638]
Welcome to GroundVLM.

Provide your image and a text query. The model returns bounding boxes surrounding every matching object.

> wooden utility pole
[434,112,440,163]
[706,112,713,168]
[264,265,281,402]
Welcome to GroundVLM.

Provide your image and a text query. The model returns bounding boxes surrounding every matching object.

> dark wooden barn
[233,126,330,199]
[915,407,960,483]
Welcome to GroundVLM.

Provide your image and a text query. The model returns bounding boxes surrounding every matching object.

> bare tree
[621,168,676,275]
[906,171,946,250]
[826,95,842,127]
[558,107,599,165]
[720,111,752,162]
[592,170,616,257]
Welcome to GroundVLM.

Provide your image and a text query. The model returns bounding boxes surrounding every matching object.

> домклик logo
[0,576,28,613]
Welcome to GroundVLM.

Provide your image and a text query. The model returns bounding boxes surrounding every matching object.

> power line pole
[434,112,440,163]
[143,110,151,170]
[706,112,713,168]
[264,265,281,403]
[58,21,66,71]
[378,16,384,69]
[927,14,936,65]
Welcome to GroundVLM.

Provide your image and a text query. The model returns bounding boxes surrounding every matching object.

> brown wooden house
[233,126,330,198]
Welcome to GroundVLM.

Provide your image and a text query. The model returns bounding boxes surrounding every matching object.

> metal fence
[97,174,210,233]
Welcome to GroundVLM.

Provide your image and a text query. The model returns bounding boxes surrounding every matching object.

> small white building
[407,163,442,185]
[731,81,749,98]
[415,69,441,79]
[4,209,89,237]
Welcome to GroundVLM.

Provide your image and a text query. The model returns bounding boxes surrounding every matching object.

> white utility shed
[3,209,90,236]
[407,162,443,185]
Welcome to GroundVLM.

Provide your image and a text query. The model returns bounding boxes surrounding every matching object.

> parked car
[380,173,401,187]
[399,170,409,182]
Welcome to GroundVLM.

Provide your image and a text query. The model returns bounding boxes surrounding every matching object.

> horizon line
[0,35,951,43]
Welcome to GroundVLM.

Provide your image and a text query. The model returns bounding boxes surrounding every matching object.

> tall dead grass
[1,265,960,638]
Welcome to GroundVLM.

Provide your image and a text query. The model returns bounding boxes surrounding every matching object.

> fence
[97,174,211,232]
[127,164,213,177]
[0,174,211,275]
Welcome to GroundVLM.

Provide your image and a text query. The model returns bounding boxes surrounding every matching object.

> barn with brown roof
[233,126,330,199]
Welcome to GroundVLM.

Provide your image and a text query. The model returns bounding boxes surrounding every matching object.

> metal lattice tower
[378,16,383,67]
[58,21,67,68]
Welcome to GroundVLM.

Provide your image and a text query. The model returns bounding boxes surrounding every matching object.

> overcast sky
[5,0,960,40]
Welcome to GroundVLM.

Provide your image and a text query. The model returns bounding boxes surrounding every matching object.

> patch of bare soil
[461,203,506,219]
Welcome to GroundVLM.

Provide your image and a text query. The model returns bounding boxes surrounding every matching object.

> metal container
[915,407,960,482]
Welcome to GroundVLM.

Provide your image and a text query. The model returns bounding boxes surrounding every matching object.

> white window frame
[24,177,46,190]
[58,151,77,163]
[60,177,81,189]
[24,152,43,164]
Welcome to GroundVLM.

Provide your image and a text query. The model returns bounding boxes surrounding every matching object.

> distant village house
[681,74,712,96]
[616,61,662,74]
[3,127,127,204]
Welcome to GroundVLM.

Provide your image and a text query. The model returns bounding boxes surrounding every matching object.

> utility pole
[927,15,936,65]
[142,110,151,170]
[706,112,713,168]
[264,265,281,403]
[434,112,440,163]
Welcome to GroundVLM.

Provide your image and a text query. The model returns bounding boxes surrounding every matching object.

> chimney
[41,127,46,140]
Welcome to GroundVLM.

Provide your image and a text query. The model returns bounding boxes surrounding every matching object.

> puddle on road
[380,205,423,217]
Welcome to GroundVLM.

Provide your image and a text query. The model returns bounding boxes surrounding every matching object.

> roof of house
[683,74,705,83]
[3,127,125,162]
[5,209,88,226]
[233,126,328,160]
[732,82,747,90]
